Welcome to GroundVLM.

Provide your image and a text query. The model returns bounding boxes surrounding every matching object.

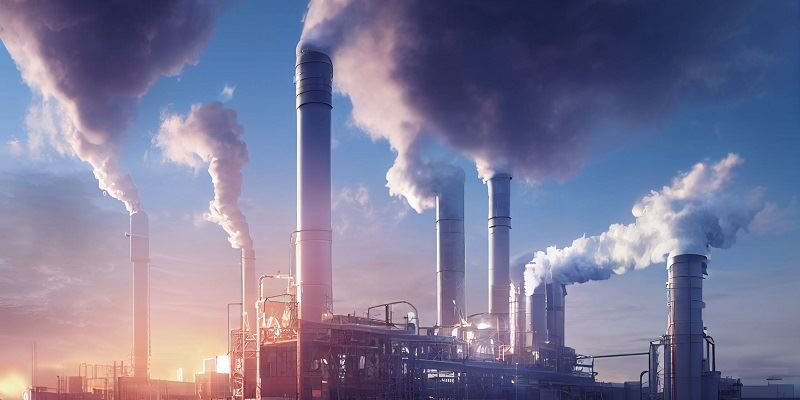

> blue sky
[0,0,798,391]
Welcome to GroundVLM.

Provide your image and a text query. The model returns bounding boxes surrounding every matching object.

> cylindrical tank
[436,175,465,330]
[487,173,511,340]
[130,211,149,379]
[666,254,707,400]
[295,45,333,323]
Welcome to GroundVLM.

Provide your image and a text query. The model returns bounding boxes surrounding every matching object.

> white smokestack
[666,254,708,400]
[129,211,149,379]
[435,174,465,329]
[488,173,511,339]
[525,154,771,294]
[295,44,334,323]
[545,282,566,347]
[528,282,547,350]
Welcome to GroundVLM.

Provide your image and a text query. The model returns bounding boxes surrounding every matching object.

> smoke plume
[524,154,771,295]
[301,0,789,211]
[156,102,252,249]
[0,0,220,212]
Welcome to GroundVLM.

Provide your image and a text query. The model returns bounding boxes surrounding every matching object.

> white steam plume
[525,153,771,295]
[0,1,220,213]
[156,102,252,249]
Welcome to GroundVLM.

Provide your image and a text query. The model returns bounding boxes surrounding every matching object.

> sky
[0,1,798,397]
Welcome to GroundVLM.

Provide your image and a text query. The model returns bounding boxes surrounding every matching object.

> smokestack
[241,247,256,331]
[129,211,149,379]
[528,283,547,350]
[487,173,511,339]
[666,254,707,400]
[295,44,334,322]
[510,281,526,357]
[436,176,465,330]
[545,282,566,347]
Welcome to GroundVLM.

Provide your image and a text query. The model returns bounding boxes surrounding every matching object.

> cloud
[219,84,236,102]
[0,0,223,212]
[6,137,23,156]
[155,102,251,249]
[301,0,793,211]
[524,154,777,293]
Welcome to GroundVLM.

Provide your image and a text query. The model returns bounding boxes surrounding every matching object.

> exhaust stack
[295,45,334,322]
[529,283,547,350]
[666,254,707,400]
[436,176,465,330]
[545,282,566,347]
[129,211,149,379]
[487,173,511,340]
[241,247,256,397]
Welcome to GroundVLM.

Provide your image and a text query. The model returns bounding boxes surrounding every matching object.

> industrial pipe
[666,254,708,400]
[487,173,511,342]
[436,174,466,331]
[129,211,149,379]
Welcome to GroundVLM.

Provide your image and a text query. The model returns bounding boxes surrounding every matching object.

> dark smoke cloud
[0,0,222,212]
[302,0,793,209]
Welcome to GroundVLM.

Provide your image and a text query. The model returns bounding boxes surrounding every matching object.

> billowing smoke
[156,102,252,249]
[0,0,220,213]
[301,1,788,212]
[524,154,770,295]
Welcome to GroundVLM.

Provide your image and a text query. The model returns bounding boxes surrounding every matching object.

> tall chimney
[129,211,149,379]
[545,282,566,347]
[487,173,511,340]
[666,254,707,400]
[241,247,256,398]
[436,175,465,330]
[295,45,333,322]
[295,43,333,400]
[241,247,256,332]
[528,283,547,350]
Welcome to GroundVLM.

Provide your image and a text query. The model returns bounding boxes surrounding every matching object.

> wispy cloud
[219,84,236,102]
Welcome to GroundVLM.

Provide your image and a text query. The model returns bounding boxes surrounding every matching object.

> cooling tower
[436,176,466,330]
[295,45,333,323]
[487,173,511,340]
[129,211,149,379]
[666,254,707,400]
[545,282,566,347]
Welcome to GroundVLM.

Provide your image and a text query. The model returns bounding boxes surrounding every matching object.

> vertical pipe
[487,173,511,342]
[295,43,333,400]
[295,44,333,323]
[436,175,465,330]
[531,284,547,350]
[666,254,707,400]
[241,247,256,398]
[129,211,149,379]
[545,282,566,347]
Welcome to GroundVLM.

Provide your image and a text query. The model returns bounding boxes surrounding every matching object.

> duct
[666,254,707,400]
[487,173,511,340]
[129,211,149,379]
[529,283,547,350]
[545,282,566,347]
[295,44,333,323]
[435,176,465,330]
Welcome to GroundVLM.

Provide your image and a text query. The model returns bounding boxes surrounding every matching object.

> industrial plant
[16,43,795,400]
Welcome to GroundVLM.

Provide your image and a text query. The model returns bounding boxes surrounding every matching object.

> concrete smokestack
[435,176,465,330]
[487,173,511,338]
[529,283,547,350]
[545,282,566,347]
[241,247,256,331]
[129,211,149,379]
[666,254,707,400]
[295,45,333,323]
